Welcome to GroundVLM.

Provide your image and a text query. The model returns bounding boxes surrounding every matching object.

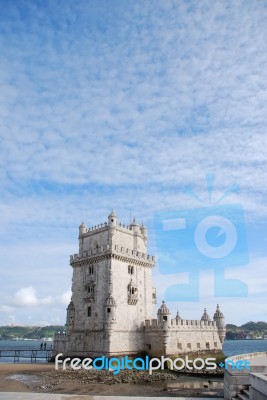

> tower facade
[53,212,225,358]
[55,211,156,357]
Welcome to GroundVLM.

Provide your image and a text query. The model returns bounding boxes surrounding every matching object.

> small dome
[79,222,86,228]
[67,301,75,310]
[214,304,224,318]
[157,300,171,315]
[109,210,117,218]
[201,308,211,321]
[105,294,116,307]
[176,310,181,320]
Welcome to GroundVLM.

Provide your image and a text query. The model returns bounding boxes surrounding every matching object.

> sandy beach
[0,363,224,397]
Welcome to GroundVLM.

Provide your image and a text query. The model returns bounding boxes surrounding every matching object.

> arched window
[87,306,91,317]
[128,265,134,275]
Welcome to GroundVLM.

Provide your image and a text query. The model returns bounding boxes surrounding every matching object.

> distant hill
[0,325,65,340]
[226,321,267,339]
[1,321,266,340]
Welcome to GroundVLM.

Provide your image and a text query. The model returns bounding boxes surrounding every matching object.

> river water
[0,339,267,363]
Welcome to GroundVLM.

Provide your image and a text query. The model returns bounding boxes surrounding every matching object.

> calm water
[0,339,266,363]
[222,339,267,356]
[0,339,53,363]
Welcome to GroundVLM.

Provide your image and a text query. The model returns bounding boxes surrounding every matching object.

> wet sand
[0,364,224,397]
[0,364,54,392]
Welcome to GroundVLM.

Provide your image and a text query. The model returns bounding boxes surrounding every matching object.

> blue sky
[0,0,267,326]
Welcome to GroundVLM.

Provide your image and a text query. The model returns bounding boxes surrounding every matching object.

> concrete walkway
[0,393,220,400]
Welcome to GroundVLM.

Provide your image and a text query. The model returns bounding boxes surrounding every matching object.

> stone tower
[53,211,225,358]
[63,211,156,357]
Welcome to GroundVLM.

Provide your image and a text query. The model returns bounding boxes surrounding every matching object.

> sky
[0,0,267,326]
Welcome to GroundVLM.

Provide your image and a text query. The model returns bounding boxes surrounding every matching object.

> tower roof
[131,216,139,226]
[176,310,181,320]
[108,210,117,218]
[201,308,211,321]
[157,300,171,315]
[213,304,224,318]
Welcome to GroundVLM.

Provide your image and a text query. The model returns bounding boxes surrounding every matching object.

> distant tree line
[226,321,267,340]
[0,325,65,340]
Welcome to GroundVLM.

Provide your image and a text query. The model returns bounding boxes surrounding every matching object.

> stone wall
[224,352,267,400]
[144,319,222,356]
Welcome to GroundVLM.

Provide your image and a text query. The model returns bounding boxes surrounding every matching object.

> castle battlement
[79,219,147,239]
[144,318,218,330]
[70,244,155,264]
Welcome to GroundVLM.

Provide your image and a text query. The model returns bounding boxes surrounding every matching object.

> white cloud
[10,286,70,308]
[13,286,51,307]
[0,0,266,326]
[59,288,72,305]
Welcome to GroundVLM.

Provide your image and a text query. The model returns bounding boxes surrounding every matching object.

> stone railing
[250,372,267,400]
[224,352,267,400]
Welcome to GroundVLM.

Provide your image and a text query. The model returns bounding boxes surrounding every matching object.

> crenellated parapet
[78,217,148,239]
[144,318,218,331]
[70,244,155,266]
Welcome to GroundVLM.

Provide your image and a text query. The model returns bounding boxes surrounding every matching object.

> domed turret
[157,300,171,325]
[176,310,181,322]
[213,304,226,342]
[79,222,87,236]
[141,222,147,243]
[66,301,75,332]
[130,217,140,234]
[67,301,75,310]
[213,304,224,321]
[108,210,117,228]
[201,308,211,322]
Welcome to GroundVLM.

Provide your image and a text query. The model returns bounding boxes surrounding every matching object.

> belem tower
[54,211,226,357]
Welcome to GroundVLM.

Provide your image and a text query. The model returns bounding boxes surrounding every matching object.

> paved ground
[0,394,220,400]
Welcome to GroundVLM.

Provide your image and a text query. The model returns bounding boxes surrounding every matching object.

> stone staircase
[232,385,250,400]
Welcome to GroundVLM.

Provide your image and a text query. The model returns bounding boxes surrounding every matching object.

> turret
[66,301,75,333]
[79,222,87,254]
[108,210,117,228]
[176,310,181,323]
[105,293,116,324]
[201,308,211,322]
[140,222,147,245]
[213,304,226,342]
[79,222,87,237]
[130,217,140,234]
[157,300,171,326]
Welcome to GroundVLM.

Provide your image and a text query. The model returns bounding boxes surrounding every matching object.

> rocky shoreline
[37,368,224,397]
